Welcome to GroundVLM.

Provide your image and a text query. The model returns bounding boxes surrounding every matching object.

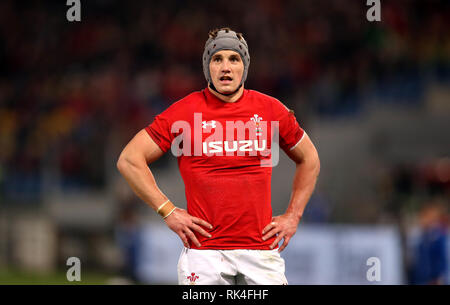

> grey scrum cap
[202,28,250,88]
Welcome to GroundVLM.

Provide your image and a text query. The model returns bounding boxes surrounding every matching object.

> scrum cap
[202,28,250,90]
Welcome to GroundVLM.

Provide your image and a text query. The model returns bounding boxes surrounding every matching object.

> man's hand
[164,208,213,248]
[262,213,300,252]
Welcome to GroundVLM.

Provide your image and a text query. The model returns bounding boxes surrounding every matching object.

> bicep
[286,133,319,166]
[121,129,165,164]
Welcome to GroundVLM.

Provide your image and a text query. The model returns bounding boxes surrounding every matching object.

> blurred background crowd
[0,0,448,284]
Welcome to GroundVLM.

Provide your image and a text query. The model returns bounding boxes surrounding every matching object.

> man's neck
[208,85,244,103]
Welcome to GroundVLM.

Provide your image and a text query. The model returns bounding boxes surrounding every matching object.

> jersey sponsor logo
[202,139,267,154]
[170,112,280,167]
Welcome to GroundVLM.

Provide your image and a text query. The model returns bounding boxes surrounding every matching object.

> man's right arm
[117,129,168,210]
[116,129,212,248]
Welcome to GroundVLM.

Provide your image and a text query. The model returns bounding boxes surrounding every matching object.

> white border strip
[289,131,306,151]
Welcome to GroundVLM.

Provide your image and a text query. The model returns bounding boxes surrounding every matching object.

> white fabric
[177,247,288,285]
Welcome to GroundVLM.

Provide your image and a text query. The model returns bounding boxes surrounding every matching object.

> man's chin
[214,84,238,95]
[219,89,234,95]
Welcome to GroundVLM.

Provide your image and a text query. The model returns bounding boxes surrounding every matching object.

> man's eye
[214,57,221,62]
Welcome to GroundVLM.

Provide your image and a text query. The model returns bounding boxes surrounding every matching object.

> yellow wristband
[156,200,170,214]
[163,207,176,219]
[156,200,176,218]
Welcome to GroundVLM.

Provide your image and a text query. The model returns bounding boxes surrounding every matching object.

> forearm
[116,135,212,248]
[285,157,320,222]
[117,154,168,211]
[263,150,320,251]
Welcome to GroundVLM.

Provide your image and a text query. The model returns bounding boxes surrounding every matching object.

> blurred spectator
[0,0,448,283]
[409,199,448,285]
[0,0,448,204]
[115,199,142,283]
[301,192,332,223]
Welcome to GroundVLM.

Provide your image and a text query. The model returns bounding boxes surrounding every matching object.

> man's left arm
[262,133,320,252]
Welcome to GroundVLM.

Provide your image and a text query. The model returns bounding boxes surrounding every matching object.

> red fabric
[145,88,304,249]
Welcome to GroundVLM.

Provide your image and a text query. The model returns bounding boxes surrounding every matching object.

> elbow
[117,149,147,175]
[116,152,128,175]
[300,150,320,177]
[296,148,320,175]
[315,155,321,177]
[117,150,136,175]
[313,148,321,177]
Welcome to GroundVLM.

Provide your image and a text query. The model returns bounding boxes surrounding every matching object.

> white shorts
[177,247,288,285]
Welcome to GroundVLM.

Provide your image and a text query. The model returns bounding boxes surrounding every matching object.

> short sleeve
[271,99,305,153]
[145,113,173,153]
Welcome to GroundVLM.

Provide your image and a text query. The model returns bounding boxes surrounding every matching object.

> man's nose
[221,60,231,72]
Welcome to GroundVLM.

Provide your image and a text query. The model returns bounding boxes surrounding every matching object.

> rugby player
[117,27,320,285]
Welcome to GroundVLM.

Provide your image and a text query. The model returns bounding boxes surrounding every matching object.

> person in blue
[410,201,448,285]
[115,201,142,283]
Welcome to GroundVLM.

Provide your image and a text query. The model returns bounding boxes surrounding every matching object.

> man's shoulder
[247,89,287,109]
[161,90,205,114]
[247,89,294,116]
[171,90,205,107]
[248,89,281,103]
[183,90,206,102]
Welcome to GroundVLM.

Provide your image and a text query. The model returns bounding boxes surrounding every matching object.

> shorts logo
[187,272,199,285]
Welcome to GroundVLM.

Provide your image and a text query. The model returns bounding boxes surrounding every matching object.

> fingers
[184,228,202,248]
[191,217,213,230]
[262,228,278,242]
[262,219,293,251]
[182,219,212,248]
[179,232,190,249]
[262,222,278,241]
[167,209,213,248]
[189,215,213,238]
[190,223,212,238]
[262,221,276,235]
[178,227,207,249]
[278,236,291,252]
[270,234,283,250]
[262,224,281,250]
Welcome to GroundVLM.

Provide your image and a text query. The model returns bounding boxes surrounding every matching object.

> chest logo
[250,114,263,136]
[202,120,216,129]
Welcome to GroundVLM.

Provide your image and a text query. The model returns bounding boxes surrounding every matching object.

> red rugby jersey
[145,88,304,250]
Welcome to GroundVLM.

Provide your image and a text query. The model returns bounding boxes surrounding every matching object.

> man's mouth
[219,76,233,83]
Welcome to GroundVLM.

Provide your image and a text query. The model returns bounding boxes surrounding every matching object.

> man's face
[209,50,244,94]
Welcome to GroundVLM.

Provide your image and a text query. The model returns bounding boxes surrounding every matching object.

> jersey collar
[203,87,248,105]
